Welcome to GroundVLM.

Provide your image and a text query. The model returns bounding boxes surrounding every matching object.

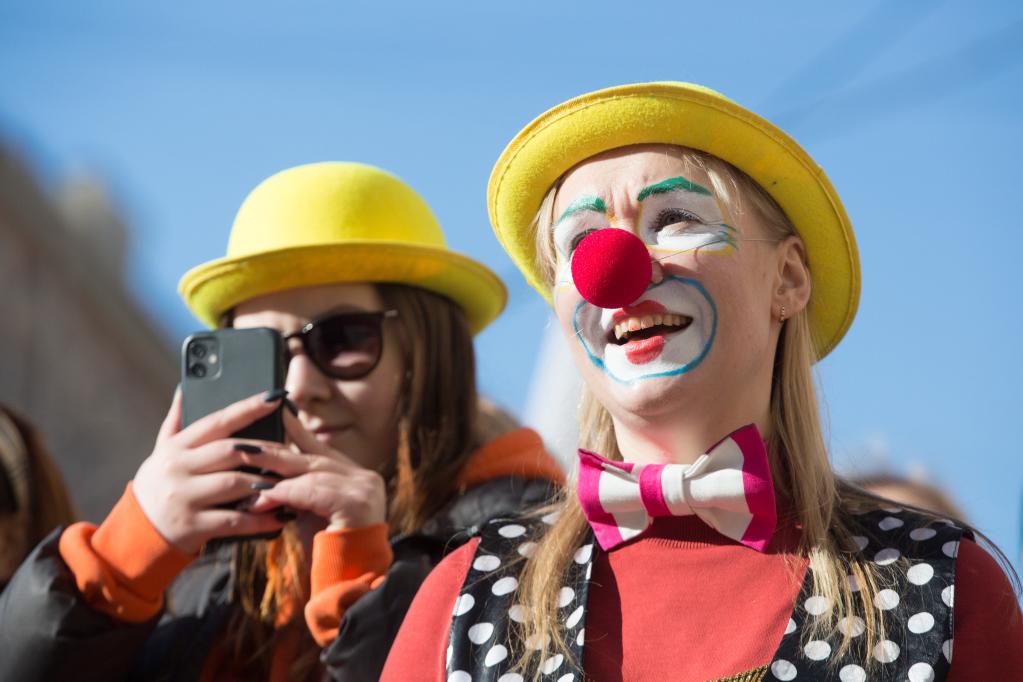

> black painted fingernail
[257,468,283,480]
[275,509,297,522]
[283,397,299,417]
[234,443,262,454]
[263,388,289,403]
[250,481,275,491]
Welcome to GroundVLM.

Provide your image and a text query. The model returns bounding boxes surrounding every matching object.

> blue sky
[2,1,1022,567]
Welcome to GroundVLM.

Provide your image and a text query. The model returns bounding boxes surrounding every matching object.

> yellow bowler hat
[181,162,507,334]
[488,82,860,359]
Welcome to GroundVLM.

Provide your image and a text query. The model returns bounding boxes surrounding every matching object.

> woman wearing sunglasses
[0,162,563,681]
[382,84,1022,680]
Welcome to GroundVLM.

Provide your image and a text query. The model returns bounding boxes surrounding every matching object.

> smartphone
[181,327,286,442]
[180,327,287,541]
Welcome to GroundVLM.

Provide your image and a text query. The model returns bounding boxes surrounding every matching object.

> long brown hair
[1,405,78,582]
[219,284,481,679]
[510,146,1015,676]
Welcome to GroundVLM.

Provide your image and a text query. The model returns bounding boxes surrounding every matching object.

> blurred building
[0,144,177,522]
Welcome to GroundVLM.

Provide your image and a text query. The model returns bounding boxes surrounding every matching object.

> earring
[779,305,787,323]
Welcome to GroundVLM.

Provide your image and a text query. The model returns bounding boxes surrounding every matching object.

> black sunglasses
[282,310,398,380]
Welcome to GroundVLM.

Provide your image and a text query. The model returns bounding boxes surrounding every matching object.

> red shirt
[383,515,1023,680]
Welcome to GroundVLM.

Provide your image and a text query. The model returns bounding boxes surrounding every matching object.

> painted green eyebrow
[556,195,607,225]
[637,176,712,201]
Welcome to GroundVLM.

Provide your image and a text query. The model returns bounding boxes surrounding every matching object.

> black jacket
[0,475,556,682]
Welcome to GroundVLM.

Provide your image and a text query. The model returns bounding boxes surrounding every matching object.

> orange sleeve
[380,537,478,681]
[57,482,195,623]
[303,523,394,647]
[946,538,1023,680]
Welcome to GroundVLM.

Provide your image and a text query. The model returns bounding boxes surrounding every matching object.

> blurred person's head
[0,406,77,587]
[853,472,965,520]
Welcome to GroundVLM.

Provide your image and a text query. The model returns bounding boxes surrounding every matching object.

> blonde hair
[512,146,941,674]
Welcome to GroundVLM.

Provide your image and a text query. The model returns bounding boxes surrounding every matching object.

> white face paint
[571,275,717,384]
[636,182,736,257]
[551,179,737,297]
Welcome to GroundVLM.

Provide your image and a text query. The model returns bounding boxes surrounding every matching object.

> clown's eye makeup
[552,196,608,259]
[638,189,735,254]
[650,207,705,235]
[567,228,597,254]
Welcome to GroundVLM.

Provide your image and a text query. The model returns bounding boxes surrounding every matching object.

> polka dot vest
[445,507,964,681]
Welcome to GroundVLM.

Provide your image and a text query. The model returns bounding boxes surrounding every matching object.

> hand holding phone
[131,389,293,555]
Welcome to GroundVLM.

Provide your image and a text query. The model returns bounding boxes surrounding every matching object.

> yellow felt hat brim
[179,242,506,334]
[488,82,860,359]
[179,161,506,334]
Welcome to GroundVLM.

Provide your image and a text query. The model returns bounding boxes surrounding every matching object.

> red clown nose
[570,229,652,309]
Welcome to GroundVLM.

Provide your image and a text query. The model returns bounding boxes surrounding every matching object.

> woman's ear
[774,236,812,319]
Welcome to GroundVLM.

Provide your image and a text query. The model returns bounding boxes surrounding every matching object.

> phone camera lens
[189,363,207,378]
[190,344,207,359]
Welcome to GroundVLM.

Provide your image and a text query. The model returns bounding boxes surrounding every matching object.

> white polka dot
[846,574,861,592]
[484,644,508,667]
[556,675,574,682]
[446,645,453,666]
[837,616,866,637]
[573,544,593,564]
[804,640,831,660]
[942,540,960,558]
[492,577,518,596]
[473,555,501,572]
[874,547,900,565]
[576,628,585,646]
[838,664,866,682]
[453,593,475,616]
[584,562,593,580]
[499,524,527,538]
[881,505,903,513]
[784,618,796,635]
[942,638,953,662]
[908,611,935,634]
[910,527,937,541]
[541,654,564,674]
[942,584,954,607]
[879,516,904,531]
[448,672,471,682]
[907,562,934,585]
[468,622,494,644]
[873,639,900,663]
[875,589,900,610]
[517,541,537,558]
[558,587,575,607]
[542,510,561,525]
[770,659,797,681]
[852,535,869,551]
[804,595,831,616]
[498,675,524,682]
[566,605,584,628]
[508,604,527,623]
[908,662,936,682]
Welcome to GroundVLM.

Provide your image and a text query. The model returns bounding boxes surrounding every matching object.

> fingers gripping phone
[180,327,287,540]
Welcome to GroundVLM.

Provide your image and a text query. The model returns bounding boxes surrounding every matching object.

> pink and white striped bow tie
[577,424,776,552]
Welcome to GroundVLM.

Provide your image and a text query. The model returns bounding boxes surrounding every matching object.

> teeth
[611,313,691,342]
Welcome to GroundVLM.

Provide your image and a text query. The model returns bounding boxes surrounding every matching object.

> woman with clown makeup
[383,84,1023,681]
